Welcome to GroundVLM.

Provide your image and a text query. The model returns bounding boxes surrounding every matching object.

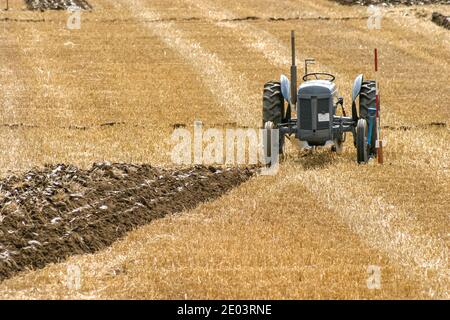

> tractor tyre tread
[359,80,377,155]
[263,81,284,127]
[356,118,368,164]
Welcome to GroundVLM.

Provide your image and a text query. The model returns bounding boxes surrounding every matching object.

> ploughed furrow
[25,0,93,11]
[0,164,429,299]
[0,163,253,281]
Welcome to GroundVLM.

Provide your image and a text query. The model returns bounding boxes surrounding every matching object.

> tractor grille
[299,98,330,130]
[299,98,312,130]
[317,98,330,130]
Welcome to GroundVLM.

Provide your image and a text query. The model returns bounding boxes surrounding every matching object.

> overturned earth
[25,0,92,11]
[332,0,450,5]
[0,163,254,281]
[432,11,450,29]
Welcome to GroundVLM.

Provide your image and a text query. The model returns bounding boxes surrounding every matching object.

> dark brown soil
[25,0,92,11]
[432,12,450,29]
[0,163,254,281]
[332,0,450,5]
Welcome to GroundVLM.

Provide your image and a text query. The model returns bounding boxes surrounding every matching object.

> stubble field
[0,0,448,299]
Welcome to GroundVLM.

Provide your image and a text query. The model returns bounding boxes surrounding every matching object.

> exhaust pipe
[290,30,297,107]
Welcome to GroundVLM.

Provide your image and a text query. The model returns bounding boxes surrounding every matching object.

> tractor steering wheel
[302,72,335,82]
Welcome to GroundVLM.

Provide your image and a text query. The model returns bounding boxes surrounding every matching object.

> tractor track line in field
[181,0,449,298]
[125,15,369,23]
[34,15,367,25]
[111,0,258,128]
[0,18,46,23]
[0,121,446,130]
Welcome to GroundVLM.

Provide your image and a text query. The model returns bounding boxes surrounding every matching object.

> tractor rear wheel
[359,80,377,156]
[263,81,284,127]
[356,118,369,164]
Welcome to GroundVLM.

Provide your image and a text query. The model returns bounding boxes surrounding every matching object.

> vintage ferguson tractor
[263,31,379,164]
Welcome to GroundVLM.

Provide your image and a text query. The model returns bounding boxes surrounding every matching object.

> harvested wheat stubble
[333,0,450,5]
[432,12,450,29]
[0,163,254,281]
[25,0,92,11]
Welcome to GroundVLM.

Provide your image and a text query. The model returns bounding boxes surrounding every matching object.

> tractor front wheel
[263,121,274,161]
[356,118,369,164]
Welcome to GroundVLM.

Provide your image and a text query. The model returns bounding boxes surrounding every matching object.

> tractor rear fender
[352,74,364,102]
[280,74,291,103]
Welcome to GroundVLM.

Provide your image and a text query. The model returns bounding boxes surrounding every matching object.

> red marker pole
[374,48,383,164]
[374,48,378,73]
